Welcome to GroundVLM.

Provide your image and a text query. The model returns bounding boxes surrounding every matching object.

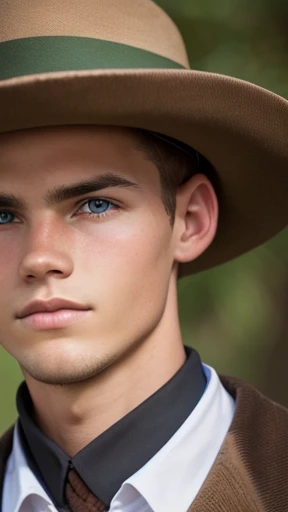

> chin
[21,350,113,386]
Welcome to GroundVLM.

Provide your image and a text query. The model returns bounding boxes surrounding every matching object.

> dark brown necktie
[65,467,108,512]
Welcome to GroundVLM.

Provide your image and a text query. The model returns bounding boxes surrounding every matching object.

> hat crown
[1,0,189,69]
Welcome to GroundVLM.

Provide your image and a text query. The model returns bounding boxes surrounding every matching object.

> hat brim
[0,68,287,277]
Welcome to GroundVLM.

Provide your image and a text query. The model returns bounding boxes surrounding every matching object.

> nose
[19,253,73,281]
[18,222,74,282]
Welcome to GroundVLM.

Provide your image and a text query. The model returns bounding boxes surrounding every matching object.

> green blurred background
[1,0,287,433]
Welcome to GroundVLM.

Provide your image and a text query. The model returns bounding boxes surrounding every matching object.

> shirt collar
[3,420,55,512]
[111,364,235,512]
[16,346,206,509]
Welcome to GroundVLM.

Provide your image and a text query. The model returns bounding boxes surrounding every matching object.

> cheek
[79,217,173,325]
[0,233,17,261]
[80,216,172,280]
[0,240,18,293]
[77,226,172,341]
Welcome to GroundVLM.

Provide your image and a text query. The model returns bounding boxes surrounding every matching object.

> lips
[16,297,90,319]
[19,308,92,329]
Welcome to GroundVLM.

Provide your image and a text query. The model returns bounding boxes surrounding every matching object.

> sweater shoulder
[220,375,288,507]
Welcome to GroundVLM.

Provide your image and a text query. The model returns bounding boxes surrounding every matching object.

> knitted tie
[65,467,108,512]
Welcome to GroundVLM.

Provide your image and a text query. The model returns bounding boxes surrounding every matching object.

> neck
[22,284,186,457]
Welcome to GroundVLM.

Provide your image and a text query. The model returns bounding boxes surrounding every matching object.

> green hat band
[0,36,185,80]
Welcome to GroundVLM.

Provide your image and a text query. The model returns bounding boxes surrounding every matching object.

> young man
[0,1,287,511]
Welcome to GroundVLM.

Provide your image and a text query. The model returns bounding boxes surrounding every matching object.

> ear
[173,174,218,264]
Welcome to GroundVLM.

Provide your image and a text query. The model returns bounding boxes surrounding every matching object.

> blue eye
[77,198,117,217]
[0,211,15,224]
[87,199,111,214]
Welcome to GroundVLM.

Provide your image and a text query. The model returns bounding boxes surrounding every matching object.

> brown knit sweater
[0,376,287,512]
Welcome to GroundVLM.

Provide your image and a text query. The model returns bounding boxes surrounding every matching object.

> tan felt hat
[0,0,287,277]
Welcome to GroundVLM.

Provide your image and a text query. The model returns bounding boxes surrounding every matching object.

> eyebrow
[0,173,140,210]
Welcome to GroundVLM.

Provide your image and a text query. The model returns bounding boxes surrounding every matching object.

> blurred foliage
[0,0,287,433]
[158,0,288,97]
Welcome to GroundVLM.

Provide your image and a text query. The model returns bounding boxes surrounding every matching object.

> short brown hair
[131,128,198,225]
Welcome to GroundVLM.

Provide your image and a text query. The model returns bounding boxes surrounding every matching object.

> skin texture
[0,125,218,456]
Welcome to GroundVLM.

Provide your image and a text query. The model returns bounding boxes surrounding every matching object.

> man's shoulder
[189,375,288,511]
[220,374,288,466]
[221,373,288,430]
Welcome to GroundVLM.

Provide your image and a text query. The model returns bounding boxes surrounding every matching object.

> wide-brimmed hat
[1,0,287,277]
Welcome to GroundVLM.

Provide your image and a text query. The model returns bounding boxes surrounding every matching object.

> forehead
[0,125,139,157]
[0,125,154,178]
[0,125,162,200]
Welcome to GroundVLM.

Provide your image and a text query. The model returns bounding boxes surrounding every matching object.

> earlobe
[174,174,218,264]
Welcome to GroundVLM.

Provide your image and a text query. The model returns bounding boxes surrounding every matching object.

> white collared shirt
[2,365,235,512]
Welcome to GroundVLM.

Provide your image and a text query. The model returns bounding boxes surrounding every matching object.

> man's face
[0,126,178,384]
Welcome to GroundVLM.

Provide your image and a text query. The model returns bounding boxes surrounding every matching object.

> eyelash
[0,198,120,224]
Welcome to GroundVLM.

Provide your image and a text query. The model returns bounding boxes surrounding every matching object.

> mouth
[18,308,92,330]
[16,296,91,319]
